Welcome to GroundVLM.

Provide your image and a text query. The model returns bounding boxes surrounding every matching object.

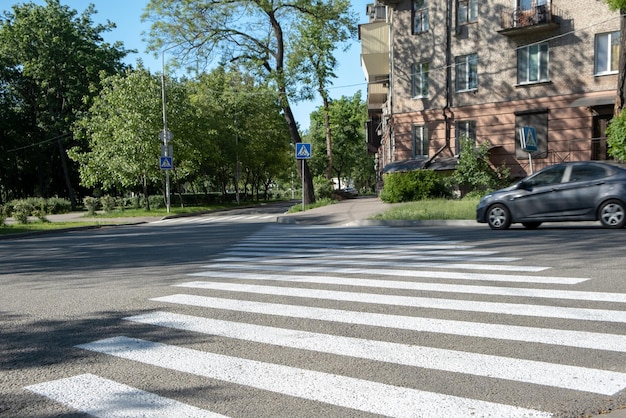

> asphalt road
[1,207,626,418]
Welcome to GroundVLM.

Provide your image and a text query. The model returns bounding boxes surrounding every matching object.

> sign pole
[301,159,305,211]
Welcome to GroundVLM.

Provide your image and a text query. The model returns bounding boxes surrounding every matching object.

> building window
[595,31,620,75]
[413,0,429,34]
[411,62,429,98]
[455,54,478,92]
[457,0,478,25]
[412,124,429,157]
[517,42,549,84]
[455,120,476,154]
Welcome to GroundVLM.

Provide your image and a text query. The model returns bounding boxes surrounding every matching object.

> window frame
[412,0,429,34]
[457,0,478,26]
[412,124,429,158]
[411,62,430,98]
[455,53,478,92]
[517,42,549,85]
[595,31,620,76]
[455,120,477,154]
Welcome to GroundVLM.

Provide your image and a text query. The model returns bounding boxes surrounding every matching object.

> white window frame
[411,62,429,98]
[595,31,620,75]
[455,54,478,92]
[412,124,429,158]
[517,42,549,84]
[457,0,478,25]
[413,0,429,34]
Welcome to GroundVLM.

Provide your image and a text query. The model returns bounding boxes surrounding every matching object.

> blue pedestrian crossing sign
[521,126,537,152]
[160,156,173,170]
[295,143,312,159]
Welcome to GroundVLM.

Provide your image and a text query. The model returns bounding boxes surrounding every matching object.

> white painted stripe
[215,257,549,272]
[152,294,626,353]
[224,248,498,257]
[200,263,586,284]
[232,243,474,251]
[78,337,551,418]
[176,281,626,323]
[127,311,626,395]
[187,272,624,303]
[219,253,518,263]
[25,374,226,418]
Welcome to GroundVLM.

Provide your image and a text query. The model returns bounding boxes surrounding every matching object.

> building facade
[360,0,621,182]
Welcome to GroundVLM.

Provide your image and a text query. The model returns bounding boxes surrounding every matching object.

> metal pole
[301,159,305,211]
[161,51,171,213]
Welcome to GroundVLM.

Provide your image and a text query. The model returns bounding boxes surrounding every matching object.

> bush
[148,195,163,210]
[379,170,450,203]
[0,205,6,226]
[12,200,33,224]
[313,175,334,200]
[46,197,71,214]
[83,196,99,215]
[100,195,116,213]
[451,136,510,196]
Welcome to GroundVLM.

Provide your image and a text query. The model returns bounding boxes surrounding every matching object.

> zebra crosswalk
[152,214,277,225]
[25,225,626,417]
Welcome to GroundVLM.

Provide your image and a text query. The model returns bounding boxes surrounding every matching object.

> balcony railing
[499,2,560,35]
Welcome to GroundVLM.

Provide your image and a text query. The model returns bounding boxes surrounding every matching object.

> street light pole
[161,46,176,213]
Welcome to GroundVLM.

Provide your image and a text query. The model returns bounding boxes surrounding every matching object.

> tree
[306,92,371,190]
[142,0,357,205]
[0,0,132,207]
[604,0,626,115]
[70,68,198,209]
[287,2,356,180]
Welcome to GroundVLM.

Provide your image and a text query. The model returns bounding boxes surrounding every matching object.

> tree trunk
[282,103,315,205]
[615,9,626,115]
[56,137,77,210]
[320,89,333,181]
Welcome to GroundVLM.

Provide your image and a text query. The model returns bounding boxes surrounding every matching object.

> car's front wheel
[599,199,626,228]
[487,203,511,230]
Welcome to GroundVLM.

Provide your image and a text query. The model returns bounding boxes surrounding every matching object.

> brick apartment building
[360,0,621,183]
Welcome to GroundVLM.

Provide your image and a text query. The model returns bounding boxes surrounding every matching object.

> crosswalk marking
[152,294,626,353]
[78,336,551,418]
[25,373,227,418]
[187,271,626,303]
[177,281,626,323]
[152,214,276,225]
[126,311,626,395]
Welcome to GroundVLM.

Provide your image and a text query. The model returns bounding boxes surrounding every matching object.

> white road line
[215,257,549,273]
[199,263,585,284]
[175,281,626,323]
[233,242,472,250]
[187,272,623,303]
[126,311,626,395]
[151,294,626,353]
[25,373,226,418]
[78,336,551,418]
[223,248,499,257]
[217,254,519,262]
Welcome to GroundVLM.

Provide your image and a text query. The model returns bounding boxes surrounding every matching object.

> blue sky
[13,0,369,131]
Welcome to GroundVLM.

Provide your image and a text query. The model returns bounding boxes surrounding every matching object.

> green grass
[372,198,479,221]
[286,198,336,213]
[0,221,102,235]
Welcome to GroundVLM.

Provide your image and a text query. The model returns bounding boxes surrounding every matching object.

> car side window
[525,166,566,187]
[568,165,607,182]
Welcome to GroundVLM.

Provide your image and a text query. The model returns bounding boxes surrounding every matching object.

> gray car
[476,161,626,230]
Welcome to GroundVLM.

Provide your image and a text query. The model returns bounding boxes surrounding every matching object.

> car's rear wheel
[599,199,626,228]
[522,222,542,229]
[487,203,511,230]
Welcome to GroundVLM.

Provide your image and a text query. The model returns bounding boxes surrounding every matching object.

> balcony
[498,2,560,37]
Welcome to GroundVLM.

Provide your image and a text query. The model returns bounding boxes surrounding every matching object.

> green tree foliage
[451,136,509,196]
[606,109,626,161]
[0,0,132,205]
[305,92,373,190]
[189,67,291,202]
[143,0,357,205]
[70,68,197,209]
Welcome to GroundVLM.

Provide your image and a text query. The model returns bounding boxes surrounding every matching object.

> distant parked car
[476,161,626,230]
[338,187,359,198]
